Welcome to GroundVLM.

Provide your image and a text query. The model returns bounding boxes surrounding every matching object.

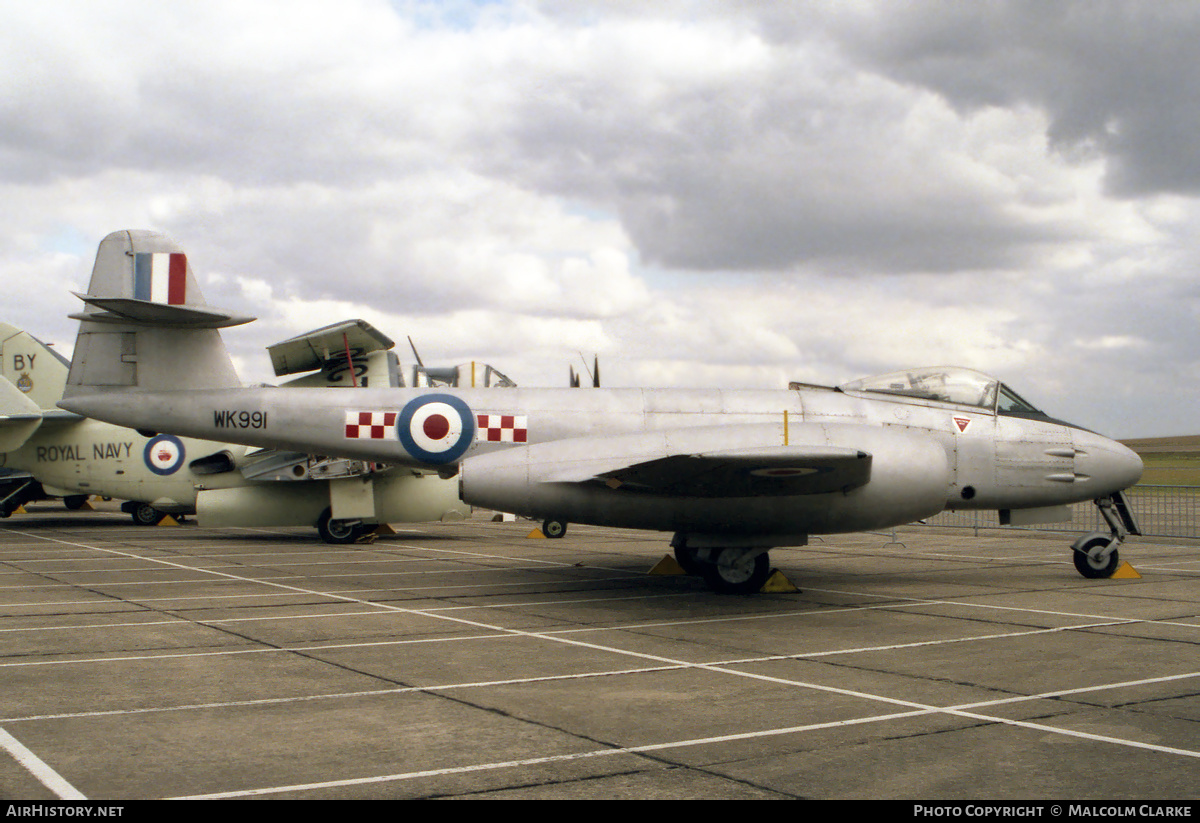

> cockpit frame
[837,366,1043,417]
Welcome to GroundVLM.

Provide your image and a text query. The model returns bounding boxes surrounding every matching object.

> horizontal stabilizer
[72,295,254,329]
[268,320,395,376]
[0,376,43,451]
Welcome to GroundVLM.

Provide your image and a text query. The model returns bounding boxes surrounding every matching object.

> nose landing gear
[1071,492,1140,579]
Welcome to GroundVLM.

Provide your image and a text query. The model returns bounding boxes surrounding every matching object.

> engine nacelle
[460,422,950,537]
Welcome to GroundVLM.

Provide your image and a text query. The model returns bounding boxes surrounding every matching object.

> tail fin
[63,230,253,398]
[0,322,70,410]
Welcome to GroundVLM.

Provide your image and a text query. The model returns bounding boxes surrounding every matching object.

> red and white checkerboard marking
[345,411,398,439]
[476,414,527,443]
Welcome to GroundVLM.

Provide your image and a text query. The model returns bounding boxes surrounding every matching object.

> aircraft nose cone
[1076,433,1143,494]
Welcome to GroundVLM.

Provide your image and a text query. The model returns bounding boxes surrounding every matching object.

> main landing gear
[122,501,165,526]
[672,536,776,594]
[1071,492,1140,579]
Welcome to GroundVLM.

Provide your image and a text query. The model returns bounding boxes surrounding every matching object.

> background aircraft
[1,318,468,542]
[61,231,1144,592]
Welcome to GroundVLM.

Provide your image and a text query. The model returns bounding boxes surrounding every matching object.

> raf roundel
[397,394,476,464]
[143,434,186,475]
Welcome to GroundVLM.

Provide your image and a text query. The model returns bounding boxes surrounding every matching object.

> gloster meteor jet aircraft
[58,231,1143,593]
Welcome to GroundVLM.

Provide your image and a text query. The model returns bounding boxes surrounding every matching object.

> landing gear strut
[1071,492,1140,579]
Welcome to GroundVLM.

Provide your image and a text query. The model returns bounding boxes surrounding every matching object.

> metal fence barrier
[923,486,1198,539]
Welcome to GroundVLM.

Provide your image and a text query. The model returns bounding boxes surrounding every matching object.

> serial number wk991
[213,410,268,429]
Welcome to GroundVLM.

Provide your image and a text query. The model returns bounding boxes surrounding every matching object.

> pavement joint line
[173,667,1200,800]
[0,561,618,591]
[4,624,1195,725]
[4,527,1197,798]
[0,592,701,634]
[0,602,1177,671]
[805,584,1200,626]
[0,573,658,607]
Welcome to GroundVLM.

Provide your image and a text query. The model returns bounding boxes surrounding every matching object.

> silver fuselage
[60,384,1142,538]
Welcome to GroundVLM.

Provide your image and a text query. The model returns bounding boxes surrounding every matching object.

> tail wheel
[701,548,772,595]
[542,519,567,539]
[1073,535,1120,579]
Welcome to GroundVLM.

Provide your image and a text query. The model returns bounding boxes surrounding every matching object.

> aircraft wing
[467,423,877,499]
[591,445,871,498]
[267,319,394,377]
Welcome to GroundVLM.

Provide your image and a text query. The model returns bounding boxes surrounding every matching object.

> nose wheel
[1072,534,1121,579]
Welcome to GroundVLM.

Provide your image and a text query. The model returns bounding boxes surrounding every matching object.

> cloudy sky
[2,0,1198,438]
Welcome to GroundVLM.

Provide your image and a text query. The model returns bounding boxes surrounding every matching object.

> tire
[1073,536,1120,579]
[701,548,772,595]
[673,545,701,575]
[542,519,567,539]
[317,508,364,544]
[63,495,88,510]
[131,503,164,526]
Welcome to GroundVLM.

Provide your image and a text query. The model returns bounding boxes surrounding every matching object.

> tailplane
[63,230,253,398]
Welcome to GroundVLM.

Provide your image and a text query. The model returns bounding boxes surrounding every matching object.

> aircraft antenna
[578,353,599,388]
[342,332,358,388]
[407,336,425,367]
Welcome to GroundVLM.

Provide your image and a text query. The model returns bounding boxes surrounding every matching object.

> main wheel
[131,504,163,525]
[701,548,772,595]
[673,545,701,575]
[63,495,88,510]
[1073,536,1120,579]
[542,519,567,539]
[317,508,364,544]
[131,503,164,526]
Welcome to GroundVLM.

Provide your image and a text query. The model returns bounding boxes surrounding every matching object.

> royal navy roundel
[397,394,475,464]
[143,434,186,475]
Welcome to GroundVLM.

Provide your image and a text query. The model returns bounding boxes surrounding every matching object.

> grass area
[1123,436,1200,487]
[1135,454,1200,487]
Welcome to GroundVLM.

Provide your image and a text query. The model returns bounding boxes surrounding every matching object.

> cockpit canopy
[839,367,1042,415]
